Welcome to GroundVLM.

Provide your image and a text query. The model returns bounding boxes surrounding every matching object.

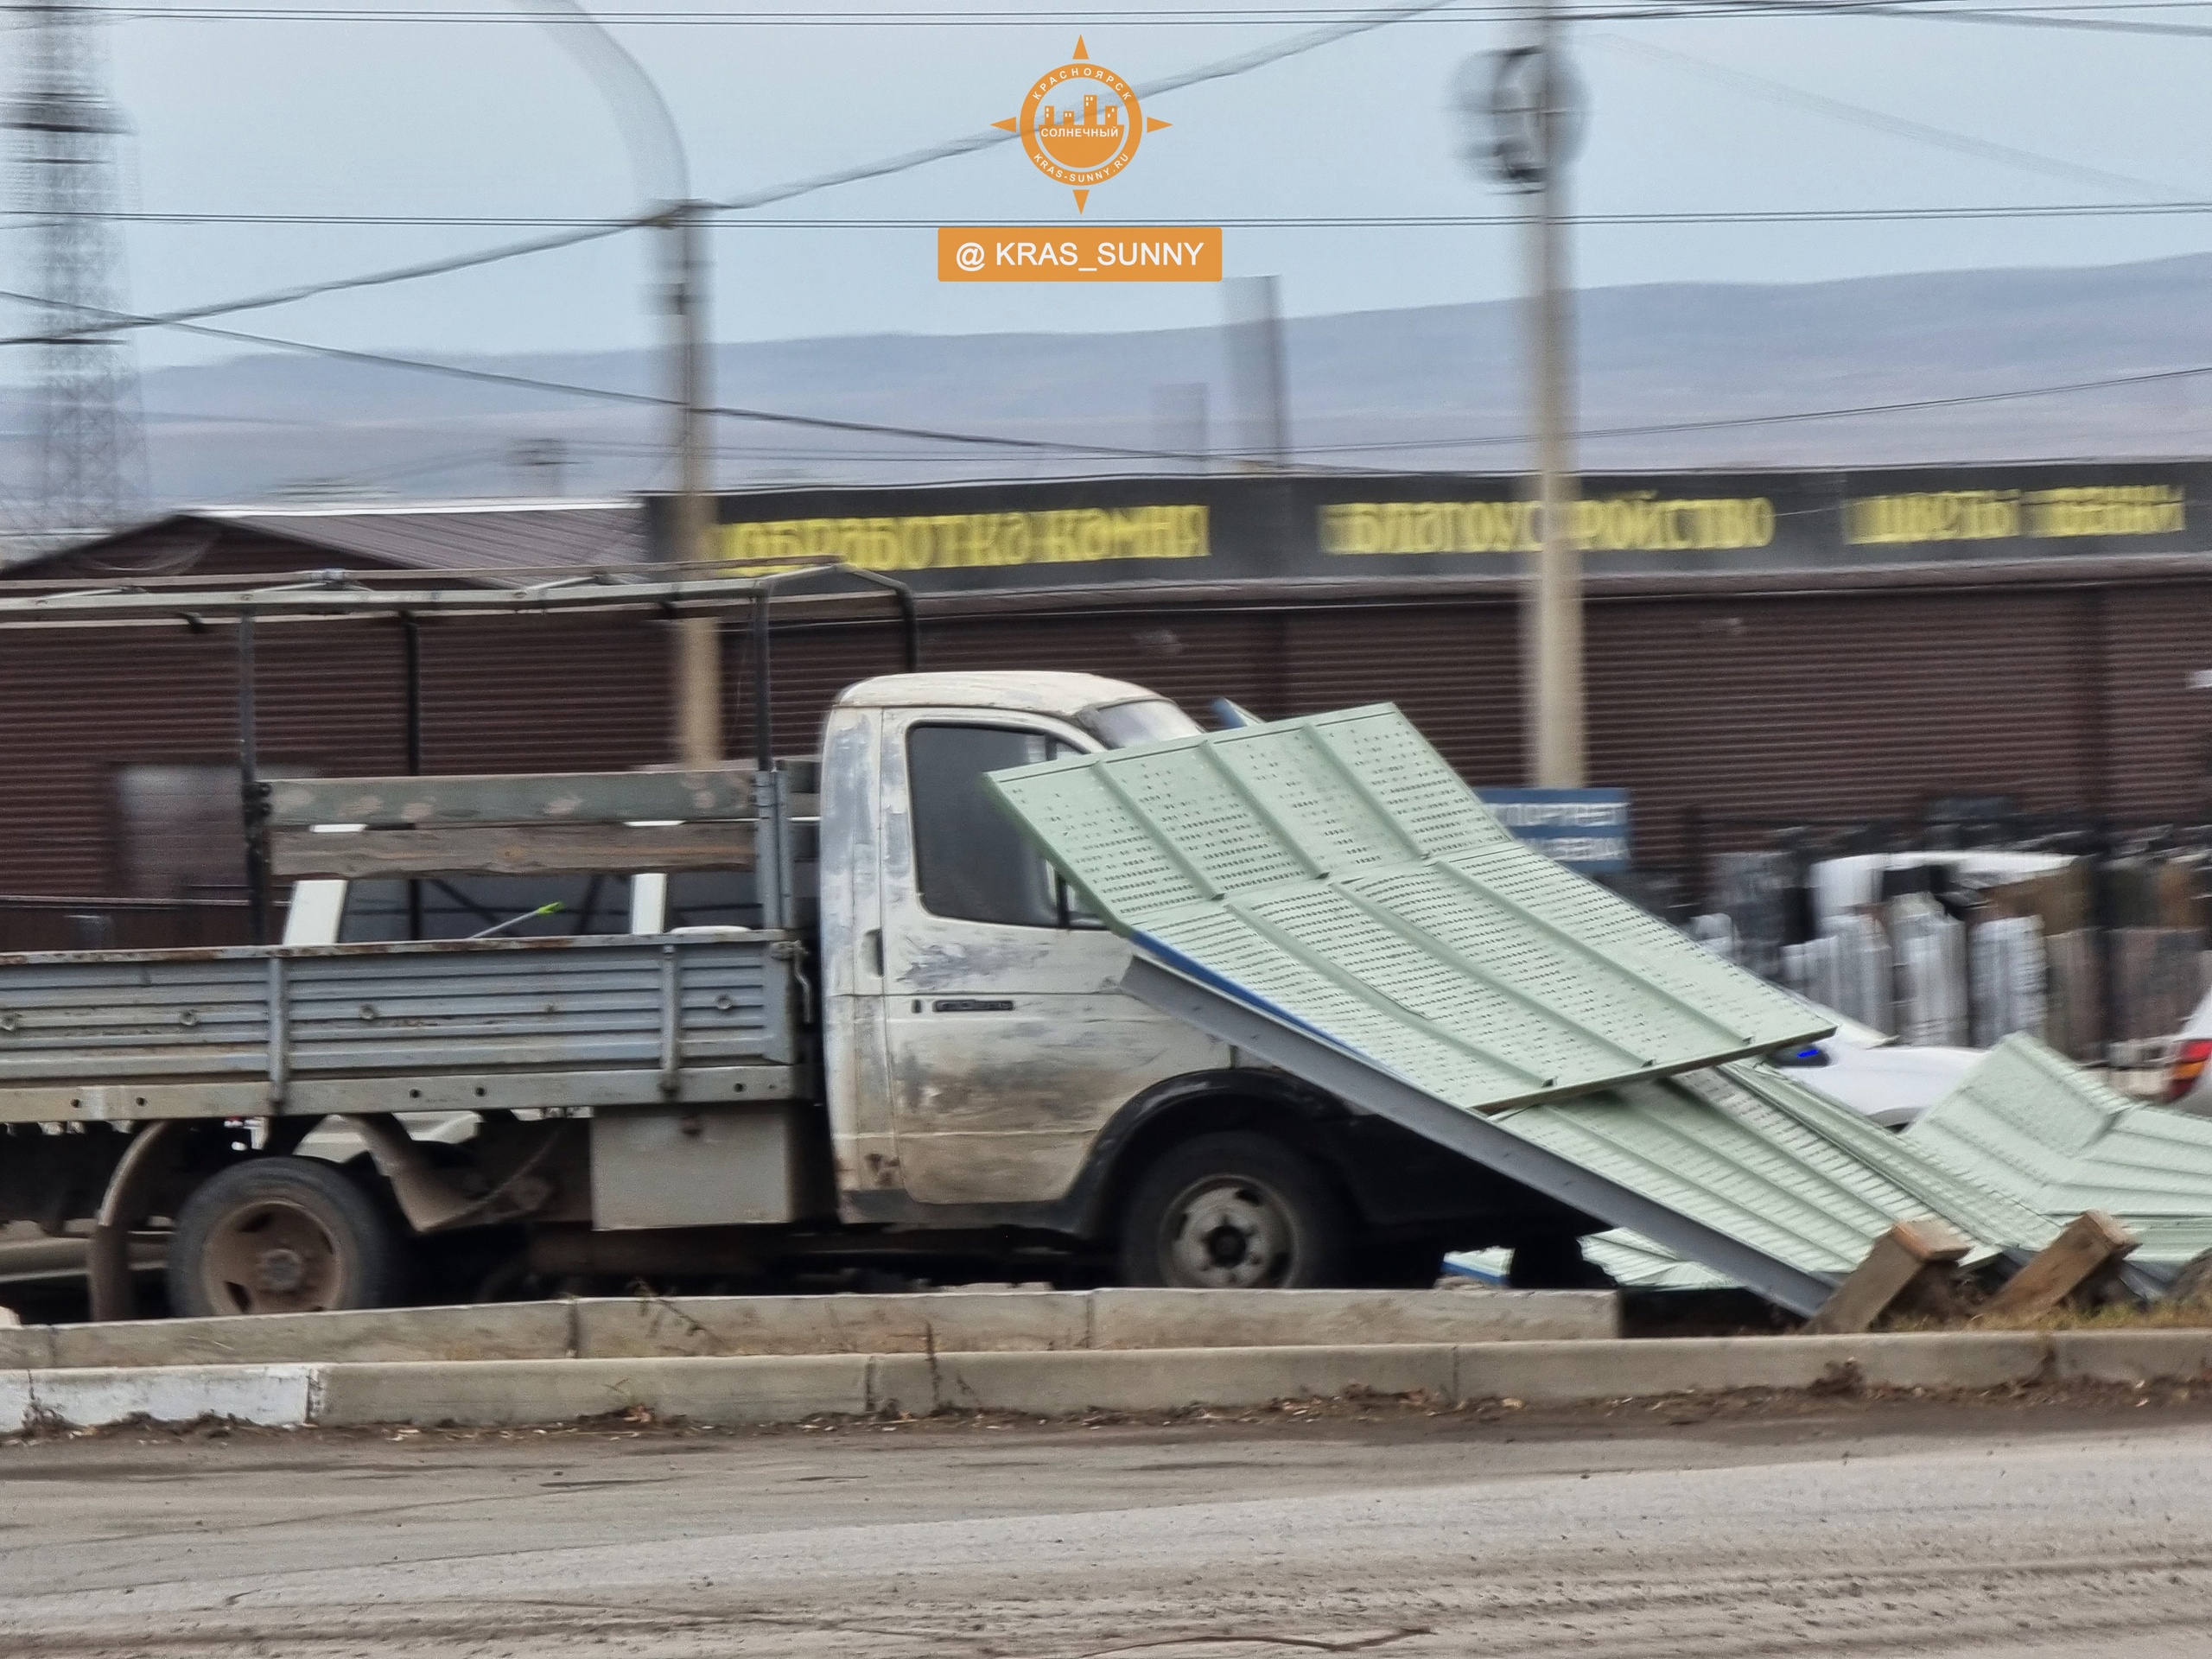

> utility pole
[6,0,143,537]
[1465,19,1585,786]
[670,201,721,768]
[1524,5,1582,788]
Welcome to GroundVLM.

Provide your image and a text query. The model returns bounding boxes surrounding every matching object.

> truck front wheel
[1117,1131,1348,1289]
[167,1156,405,1318]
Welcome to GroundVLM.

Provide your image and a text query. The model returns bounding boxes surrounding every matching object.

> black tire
[1117,1131,1349,1289]
[167,1155,406,1319]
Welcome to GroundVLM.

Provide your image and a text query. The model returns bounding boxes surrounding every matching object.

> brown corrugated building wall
[3,506,2209,937]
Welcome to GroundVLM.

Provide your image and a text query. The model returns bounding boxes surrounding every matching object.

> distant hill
[10,250,2212,512]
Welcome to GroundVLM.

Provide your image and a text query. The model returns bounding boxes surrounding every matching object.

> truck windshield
[1082,698,1201,748]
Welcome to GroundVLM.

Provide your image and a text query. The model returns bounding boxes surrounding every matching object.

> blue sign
[1474,787,1631,873]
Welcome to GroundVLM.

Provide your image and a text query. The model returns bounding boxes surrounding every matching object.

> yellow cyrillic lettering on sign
[1321,495,1776,556]
[1845,492,2021,544]
[719,505,1208,572]
[2025,485,2185,538]
[1847,485,2186,544]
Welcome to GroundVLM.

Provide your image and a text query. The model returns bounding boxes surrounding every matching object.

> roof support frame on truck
[1121,954,1840,1316]
[0,560,918,944]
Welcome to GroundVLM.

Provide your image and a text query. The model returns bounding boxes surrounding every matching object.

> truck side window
[908,724,1070,928]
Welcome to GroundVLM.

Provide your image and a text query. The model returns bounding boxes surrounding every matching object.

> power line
[0,215,655,348]
[0,1,1923,20]
[1301,360,2212,454]
[0,0,1465,348]
[0,284,1268,467]
[1697,0,2212,36]
[13,277,2212,471]
[1591,32,2171,196]
[1890,3,2212,35]
[40,0,2209,19]
[26,200,2212,226]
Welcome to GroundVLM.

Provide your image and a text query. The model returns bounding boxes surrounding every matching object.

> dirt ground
[3,1382,2212,1656]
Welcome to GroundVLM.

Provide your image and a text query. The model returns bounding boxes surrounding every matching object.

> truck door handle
[932,998,1014,1014]
[864,929,882,976]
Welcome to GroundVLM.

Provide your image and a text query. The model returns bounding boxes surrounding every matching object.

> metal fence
[1681,812,2212,1062]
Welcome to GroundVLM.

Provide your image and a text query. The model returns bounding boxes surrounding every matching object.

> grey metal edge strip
[1121,954,1839,1317]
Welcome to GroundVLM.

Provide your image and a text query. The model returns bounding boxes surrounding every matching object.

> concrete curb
[0,1288,1619,1370]
[8,1328,2212,1432]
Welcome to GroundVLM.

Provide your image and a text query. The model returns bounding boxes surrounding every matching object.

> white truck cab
[815,673,1228,1214]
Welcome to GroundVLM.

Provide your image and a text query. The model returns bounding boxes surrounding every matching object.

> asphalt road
[3,1397,2212,1657]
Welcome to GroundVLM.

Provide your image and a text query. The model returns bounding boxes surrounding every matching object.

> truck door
[875,709,1224,1205]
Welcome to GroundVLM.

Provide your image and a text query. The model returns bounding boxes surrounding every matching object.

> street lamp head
[1457,47,1584,193]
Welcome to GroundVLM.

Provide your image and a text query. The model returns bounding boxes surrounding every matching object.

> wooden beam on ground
[1974,1211,2138,1324]
[1803,1217,1972,1335]
[271,822,753,880]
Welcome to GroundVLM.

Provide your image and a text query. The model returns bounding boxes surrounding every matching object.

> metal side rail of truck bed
[0,929,805,1125]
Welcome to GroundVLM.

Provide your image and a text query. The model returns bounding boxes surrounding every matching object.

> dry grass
[1889,1298,2212,1333]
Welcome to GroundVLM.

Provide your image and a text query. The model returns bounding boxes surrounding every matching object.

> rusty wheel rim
[200,1198,349,1315]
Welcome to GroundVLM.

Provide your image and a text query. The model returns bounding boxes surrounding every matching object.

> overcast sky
[7,0,2212,373]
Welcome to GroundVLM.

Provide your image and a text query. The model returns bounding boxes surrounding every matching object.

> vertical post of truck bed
[402,613,425,940]
[750,585,774,773]
[237,613,270,944]
[755,766,792,931]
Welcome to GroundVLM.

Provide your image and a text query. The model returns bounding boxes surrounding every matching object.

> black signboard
[656,461,2205,593]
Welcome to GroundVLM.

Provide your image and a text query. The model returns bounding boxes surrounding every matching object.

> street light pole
[1526,3,1583,788]
[520,0,719,767]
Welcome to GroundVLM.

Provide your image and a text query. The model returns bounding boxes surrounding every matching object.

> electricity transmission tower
[6,1,144,537]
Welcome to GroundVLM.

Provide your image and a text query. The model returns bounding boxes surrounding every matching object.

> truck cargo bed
[0,930,801,1123]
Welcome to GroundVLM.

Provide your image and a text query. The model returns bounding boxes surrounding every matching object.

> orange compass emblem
[993,37,1172,213]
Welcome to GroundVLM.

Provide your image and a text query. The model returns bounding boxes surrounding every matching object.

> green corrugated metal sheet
[1580,1231,1736,1290]
[988,704,1826,1113]
[1500,1061,2057,1278]
[988,706,2066,1306]
[1904,1035,2212,1267]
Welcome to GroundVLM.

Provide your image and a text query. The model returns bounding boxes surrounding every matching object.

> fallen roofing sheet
[1495,1060,2057,1278]
[988,707,2057,1314]
[1904,1034,2212,1269]
[988,704,1826,1112]
[1451,1233,1736,1292]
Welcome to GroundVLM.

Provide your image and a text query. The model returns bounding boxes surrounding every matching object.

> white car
[2163,988,2212,1113]
[1766,999,1982,1128]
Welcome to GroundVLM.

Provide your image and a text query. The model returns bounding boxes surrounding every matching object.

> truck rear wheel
[167,1156,405,1318]
[1117,1131,1348,1289]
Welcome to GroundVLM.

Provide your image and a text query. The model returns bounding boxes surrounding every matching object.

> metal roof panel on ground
[1498,1061,2059,1280]
[988,706,2059,1313]
[1904,1034,2212,1265]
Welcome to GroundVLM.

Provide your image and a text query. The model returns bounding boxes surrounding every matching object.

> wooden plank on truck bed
[272,822,753,879]
[265,770,760,829]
